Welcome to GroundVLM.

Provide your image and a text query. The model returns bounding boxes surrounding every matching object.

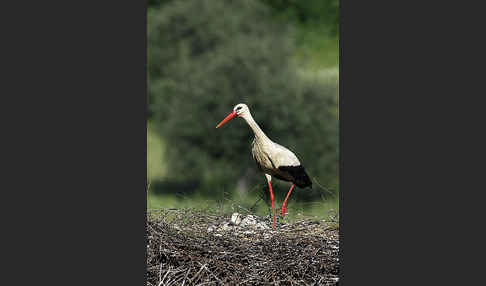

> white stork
[216,103,312,228]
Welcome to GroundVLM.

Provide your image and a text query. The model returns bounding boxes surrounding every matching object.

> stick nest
[147,209,339,285]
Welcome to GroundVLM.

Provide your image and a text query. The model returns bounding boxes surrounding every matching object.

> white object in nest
[240,215,257,227]
[231,213,243,225]
[255,222,270,230]
[221,222,232,230]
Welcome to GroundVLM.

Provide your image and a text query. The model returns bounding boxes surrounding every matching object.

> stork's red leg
[281,184,295,217]
[267,180,276,229]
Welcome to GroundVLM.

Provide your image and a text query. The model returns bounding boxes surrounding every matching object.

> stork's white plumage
[216,103,312,228]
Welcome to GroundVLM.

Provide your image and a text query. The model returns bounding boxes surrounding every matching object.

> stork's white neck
[241,111,271,143]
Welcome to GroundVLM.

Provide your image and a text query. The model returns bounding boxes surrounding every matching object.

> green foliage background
[148,0,339,206]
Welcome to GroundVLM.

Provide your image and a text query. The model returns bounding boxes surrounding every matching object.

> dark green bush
[148,0,338,196]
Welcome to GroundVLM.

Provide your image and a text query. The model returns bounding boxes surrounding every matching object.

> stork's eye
[236,106,242,111]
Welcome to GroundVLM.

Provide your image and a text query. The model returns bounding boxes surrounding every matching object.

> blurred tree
[260,0,338,35]
[148,0,338,197]
[147,0,171,8]
[148,0,339,35]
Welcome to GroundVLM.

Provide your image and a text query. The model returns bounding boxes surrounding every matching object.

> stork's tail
[278,165,312,189]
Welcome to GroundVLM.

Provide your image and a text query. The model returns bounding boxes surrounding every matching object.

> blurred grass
[147,122,166,181]
[147,186,338,222]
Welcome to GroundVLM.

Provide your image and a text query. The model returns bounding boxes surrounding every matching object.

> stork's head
[216,103,249,128]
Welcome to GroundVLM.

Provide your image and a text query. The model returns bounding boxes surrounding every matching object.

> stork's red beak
[216,111,237,128]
